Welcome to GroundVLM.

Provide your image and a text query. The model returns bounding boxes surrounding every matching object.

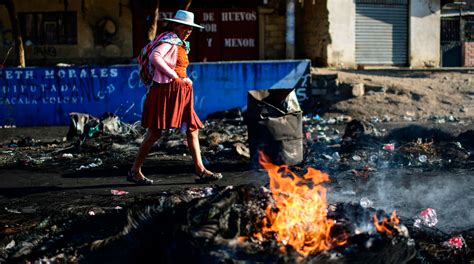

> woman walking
[128,10,222,185]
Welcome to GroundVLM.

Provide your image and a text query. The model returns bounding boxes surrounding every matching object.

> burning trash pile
[0,94,473,263]
[1,153,420,263]
[1,152,473,263]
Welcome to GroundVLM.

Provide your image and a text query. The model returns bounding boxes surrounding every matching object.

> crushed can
[111,189,129,196]
[383,143,395,151]
[414,208,438,228]
[443,235,465,249]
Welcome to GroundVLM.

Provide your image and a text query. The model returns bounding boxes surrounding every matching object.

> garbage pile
[302,117,473,175]
[0,185,416,263]
[0,110,473,263]
[2,184,472,263]
[85,185,419,263]
[0,110,250,173]
[1,110,471,174]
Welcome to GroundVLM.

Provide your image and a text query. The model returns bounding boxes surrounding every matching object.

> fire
[372,210,400,235]
[257,153,345,256]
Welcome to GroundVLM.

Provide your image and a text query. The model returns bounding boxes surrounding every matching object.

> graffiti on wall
[268,60,311,104]
[0,65,146,126]
[0,60,311,126]
[0,67,120,105]
[127,69,144,90]
[294,73,311,102]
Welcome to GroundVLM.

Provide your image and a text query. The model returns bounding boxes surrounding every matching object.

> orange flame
[373,210,400,236]
[257,152,345,255]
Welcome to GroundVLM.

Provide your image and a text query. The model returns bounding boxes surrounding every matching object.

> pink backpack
[137,32,166,87]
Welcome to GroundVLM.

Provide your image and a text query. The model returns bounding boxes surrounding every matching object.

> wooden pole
[147,0,160,41]
[184,0,192,10]
[1,0,25,67]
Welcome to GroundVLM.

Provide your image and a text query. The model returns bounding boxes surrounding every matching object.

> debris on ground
[0,105,473,263]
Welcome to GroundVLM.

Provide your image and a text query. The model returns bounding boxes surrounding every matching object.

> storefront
[355,0,408,65]
[131,0,261,62]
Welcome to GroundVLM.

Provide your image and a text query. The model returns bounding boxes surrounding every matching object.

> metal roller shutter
[355,0,408,65]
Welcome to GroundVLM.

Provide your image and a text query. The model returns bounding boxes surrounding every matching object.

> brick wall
[464,42,474,67]
[263,13,286,59]
[259,0,286,59]
[260,0,330,63]
[296,0,329,66]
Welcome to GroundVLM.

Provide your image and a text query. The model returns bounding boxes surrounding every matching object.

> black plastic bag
[246,89,303,166]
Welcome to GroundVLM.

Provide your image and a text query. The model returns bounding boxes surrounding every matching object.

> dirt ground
[318,69,474,123]
[0,69,473,263]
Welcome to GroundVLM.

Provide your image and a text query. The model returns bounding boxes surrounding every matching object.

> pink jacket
[149,43,179,83]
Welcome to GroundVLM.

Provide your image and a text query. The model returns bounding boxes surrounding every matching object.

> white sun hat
[162,10,204,29]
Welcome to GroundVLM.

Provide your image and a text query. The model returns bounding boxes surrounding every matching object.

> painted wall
[410,0,441,68]
[0,0,133,66]
[0,60,311,126]
[326,0,356,68]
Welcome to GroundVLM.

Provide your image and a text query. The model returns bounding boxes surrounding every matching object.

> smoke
[327,168,474,233]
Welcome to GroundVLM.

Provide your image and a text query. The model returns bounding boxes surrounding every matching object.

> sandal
[127,170,154,186]
[194,170,223,184]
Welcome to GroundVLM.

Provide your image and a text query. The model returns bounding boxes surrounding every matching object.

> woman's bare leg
[187,128,222,181]
[186,128,206,174]
[131,128,161,179]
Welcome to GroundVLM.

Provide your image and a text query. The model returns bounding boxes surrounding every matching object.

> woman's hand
[182,77,193,86]
[172,77,192,86]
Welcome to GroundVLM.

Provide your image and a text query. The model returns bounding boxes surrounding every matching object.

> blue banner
[0,60,310,126]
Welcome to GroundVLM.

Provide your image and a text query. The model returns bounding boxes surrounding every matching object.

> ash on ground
[0,110,473,263]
